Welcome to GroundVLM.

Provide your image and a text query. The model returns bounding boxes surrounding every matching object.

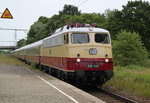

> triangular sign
[1,8,13,19]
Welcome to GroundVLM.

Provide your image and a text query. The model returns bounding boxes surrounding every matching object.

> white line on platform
[27,68,79,103]
[36,75,79,103]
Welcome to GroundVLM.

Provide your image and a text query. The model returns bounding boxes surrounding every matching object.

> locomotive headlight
[105,58,109,62]
[77,58,81,62]
[89,48,97,55]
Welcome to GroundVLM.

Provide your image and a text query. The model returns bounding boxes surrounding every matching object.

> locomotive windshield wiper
[78,40,82,44]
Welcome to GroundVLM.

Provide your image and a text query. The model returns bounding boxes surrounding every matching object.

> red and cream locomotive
[12,23,114,86]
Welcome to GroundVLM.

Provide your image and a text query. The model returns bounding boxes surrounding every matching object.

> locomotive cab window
[95,34,110,44]
[71,33,89,44]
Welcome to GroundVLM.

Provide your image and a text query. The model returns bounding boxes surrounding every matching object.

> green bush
[113,30,148,66]
[105,65,150,98]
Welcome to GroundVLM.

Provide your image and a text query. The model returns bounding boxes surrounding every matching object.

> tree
[25,4,108,44]
[121,1,150,53]
[26,16,50,44]
[113,30,148,66]
[38,16,49,24]
[103,9,116,19]
[26,12,107,44]
[17,39,26,48]
[106,1,150,53]
[59,4,81,16]
[80,13,106,27]
[104,9,123,39]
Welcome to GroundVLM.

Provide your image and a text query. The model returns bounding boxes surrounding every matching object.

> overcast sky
[0,0,149,46]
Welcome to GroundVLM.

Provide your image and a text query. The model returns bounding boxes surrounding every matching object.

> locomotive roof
[44,26,109,40]
[56,25,109,33]
[14,26,109,52]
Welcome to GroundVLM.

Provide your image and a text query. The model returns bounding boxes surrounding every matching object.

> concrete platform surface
[0,63,105,103]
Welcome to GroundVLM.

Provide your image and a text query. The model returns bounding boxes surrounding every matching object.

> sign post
[1,8,13,19]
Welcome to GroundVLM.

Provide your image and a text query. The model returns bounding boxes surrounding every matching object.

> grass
[104,64,150,98]
[0,54,38,70]
[0,54,25,66]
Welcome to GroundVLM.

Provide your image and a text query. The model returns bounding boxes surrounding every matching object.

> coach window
[95,34,110,44]
[71,33,89,44]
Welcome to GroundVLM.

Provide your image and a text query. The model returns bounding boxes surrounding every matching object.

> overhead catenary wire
[77,0,89,7]
[63,0,75,6]
[74,0,82,5]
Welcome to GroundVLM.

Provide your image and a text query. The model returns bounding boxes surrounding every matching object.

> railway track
[44,70,139,103]
[80,86,139,103]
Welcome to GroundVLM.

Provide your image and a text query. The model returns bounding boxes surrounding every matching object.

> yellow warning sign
[1,8,13,19]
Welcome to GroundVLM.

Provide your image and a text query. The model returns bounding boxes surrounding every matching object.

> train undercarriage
[35,63,114,86]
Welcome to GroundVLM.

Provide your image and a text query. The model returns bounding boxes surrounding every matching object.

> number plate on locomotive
[88,64,99,68]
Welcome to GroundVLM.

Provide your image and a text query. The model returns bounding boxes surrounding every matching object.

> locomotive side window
[71,33,89,44]
[43,35,62,47]
[95,34,110,44]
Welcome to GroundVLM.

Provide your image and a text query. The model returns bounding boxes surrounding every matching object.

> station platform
[0,63,105,103]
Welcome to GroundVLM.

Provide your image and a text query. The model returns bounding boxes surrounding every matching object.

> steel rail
[100,87,139,103]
